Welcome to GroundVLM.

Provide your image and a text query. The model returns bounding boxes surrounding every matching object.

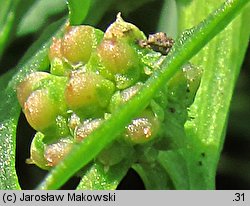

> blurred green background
[0,0,249,189]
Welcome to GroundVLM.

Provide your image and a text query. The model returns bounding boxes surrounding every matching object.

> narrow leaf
[0,0,20,60]
[77,159,132,190]
[133,163,173,189]
[17,0,66,36]
[157,150,190,189]
[67,0,91,25]
[177,0,250,189]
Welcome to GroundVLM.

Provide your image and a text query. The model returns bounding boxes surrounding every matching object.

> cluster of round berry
[16,14,201,170]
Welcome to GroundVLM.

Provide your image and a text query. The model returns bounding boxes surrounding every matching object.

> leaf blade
[177,0,250,189]
[17,0,66,36]
[67,0,91,25]
[77,160,132,190]
[0,0,20,60]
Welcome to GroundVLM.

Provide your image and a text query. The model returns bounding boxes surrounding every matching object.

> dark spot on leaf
[169,107,176,113]
[201,152,206,158]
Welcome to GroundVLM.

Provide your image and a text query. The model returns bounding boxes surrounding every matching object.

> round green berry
[75,118,103,142]
[62,25,101,65]
[65,70,115,117]
[16,72,50,107]
[24,89,59,132]
[44,137,73,167]
[124,110,160,144]
[97,39,141,89]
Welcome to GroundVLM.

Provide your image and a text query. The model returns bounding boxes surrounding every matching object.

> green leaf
[38,0,249,189]
[175,0,192,5]
[157,150,190,189]
[0,69,16,94]
[0,0,20,59]
[157,0,178,38]
[177,0,250,189]
[0,91,20,189]
[67,0,91,25]
[133,163,173,189]
[77,159,132,190]
[17,0,66,36]
[0,0,42,58]
[0,19,65,189]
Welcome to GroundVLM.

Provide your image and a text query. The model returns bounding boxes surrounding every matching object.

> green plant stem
[38,0,250,189]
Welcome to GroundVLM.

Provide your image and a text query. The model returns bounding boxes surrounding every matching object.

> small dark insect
[138,32,174,55]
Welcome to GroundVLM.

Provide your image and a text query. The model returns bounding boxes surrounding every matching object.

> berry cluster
[16,14,201,170]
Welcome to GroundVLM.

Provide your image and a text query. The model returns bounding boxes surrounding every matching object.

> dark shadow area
[95,0,164,35]
[216,174,250,190]
[117,168,145,189]
[0,35,34,75]
[16,112,47,189]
